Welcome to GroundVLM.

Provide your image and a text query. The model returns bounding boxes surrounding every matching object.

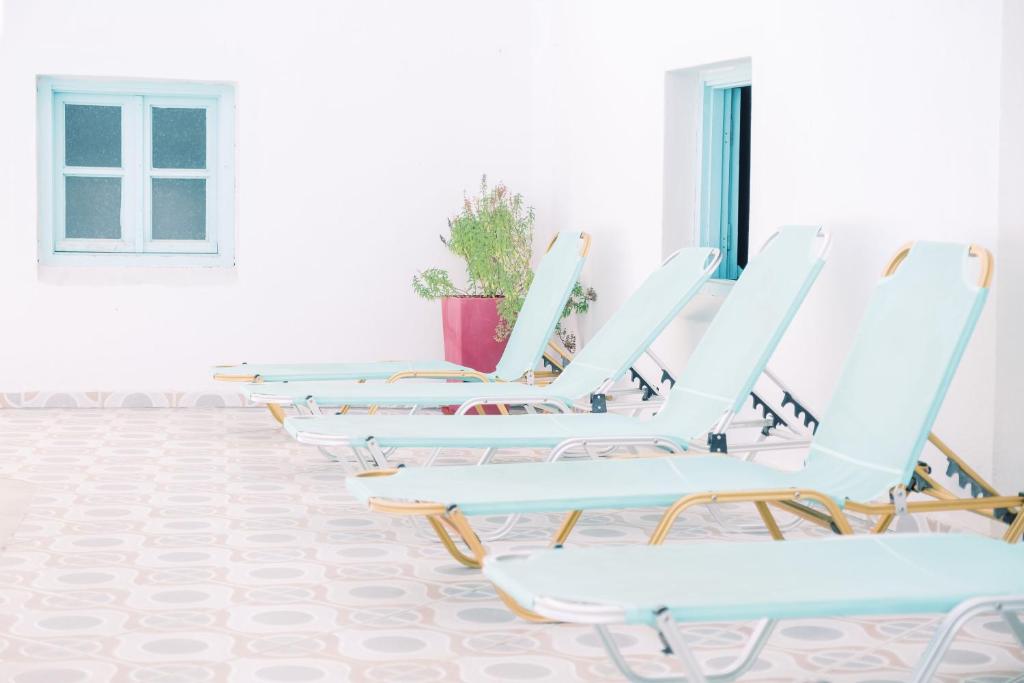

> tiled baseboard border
[0,392,254,408]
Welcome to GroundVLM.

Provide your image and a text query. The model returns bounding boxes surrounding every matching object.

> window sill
[38,263,238,286]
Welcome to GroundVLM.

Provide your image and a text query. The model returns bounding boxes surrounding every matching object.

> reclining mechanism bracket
[943,458,1020,525]
[628,367,659,401]
[590,393,608,414]
[750,391,788,436]
[946,458,988,498]
[781,391,820,434]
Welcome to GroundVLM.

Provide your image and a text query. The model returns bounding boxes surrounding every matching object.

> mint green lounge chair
[212,231,590,420]
[284,227,829,471]
[242,244,722,418]
[340,242,1024,570]
[483,533,1024,682]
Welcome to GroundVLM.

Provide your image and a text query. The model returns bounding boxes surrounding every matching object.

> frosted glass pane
[152,178,206,240]
[65,176,121,239]
[65,104,121,168]
[152,108,206,169]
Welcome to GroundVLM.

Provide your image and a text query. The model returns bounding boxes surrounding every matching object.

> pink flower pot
[441,296,509,414]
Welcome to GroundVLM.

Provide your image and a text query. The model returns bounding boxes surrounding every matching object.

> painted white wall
[0,0,1019,494]
[534,0,1008,482]
[0,0,540,393]
[995,0,1024,492]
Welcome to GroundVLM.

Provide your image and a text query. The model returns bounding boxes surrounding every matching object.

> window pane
[65,104,121,168]
[152,107,206,169]
[152,178,206,240]
[65,176,122,239]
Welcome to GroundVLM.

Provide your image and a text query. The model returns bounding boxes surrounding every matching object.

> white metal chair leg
[317,446,340,462]
[425,447,444,467]
[351,446,371,471]
[655,611,708,683]
[477,448,497,465]
[364,438,390,468]
[596,624,686,683]
[594,615,774,683]
[478,514,522,541]
[909,597,1024,683]
[1002,610,1024,647]
[706,500,804,535]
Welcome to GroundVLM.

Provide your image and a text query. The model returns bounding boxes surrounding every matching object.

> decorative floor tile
[0,408,1021,682]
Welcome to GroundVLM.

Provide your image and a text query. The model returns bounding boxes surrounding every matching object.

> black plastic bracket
[590,393,608,413]
[944,458,987,498]
[660,369,676,388]
[907,461,933,493]
[629,368,657,401]
[542,354,565,375]
[994,498,1021,526]
[781,391,819,434]
[944,459,1021,524]
[750,392,788,435]
[707,432,727,454]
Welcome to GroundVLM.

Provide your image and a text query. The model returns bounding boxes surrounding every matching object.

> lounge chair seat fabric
[247,379,568,407]
[216,360,474,383]
[482,534,1024,625]
[346,455,817,515]
[344,241,987,518]
[287,413,693,454]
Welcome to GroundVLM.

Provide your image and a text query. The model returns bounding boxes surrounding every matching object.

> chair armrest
[454,397,574,416]
[385,370,492,383]
[547,436,687,462]
[650,487,853,543]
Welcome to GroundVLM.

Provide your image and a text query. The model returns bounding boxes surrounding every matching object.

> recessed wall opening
[700,81,751,279]
[662,58,752,281]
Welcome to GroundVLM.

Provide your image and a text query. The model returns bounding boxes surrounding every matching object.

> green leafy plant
[555,282,598,353]
[412,176,534,341]
[413,175,596,346]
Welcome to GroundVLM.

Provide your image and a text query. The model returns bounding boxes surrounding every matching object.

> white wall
[0,0,540,394]
[1,0,1019,492]
[534,0,1008,481]
[995,0,1024,492]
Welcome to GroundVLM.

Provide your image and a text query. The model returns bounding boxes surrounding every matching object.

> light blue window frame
[698,65,750,280]
[37,77,235,267]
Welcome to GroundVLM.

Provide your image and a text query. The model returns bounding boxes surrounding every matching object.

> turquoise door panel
[700,84,746,280]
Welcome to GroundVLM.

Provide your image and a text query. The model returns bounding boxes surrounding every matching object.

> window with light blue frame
[699,73,751,280]
[37,78,235,266]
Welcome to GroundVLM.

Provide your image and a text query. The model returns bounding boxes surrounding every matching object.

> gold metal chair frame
[349,243,1022,621]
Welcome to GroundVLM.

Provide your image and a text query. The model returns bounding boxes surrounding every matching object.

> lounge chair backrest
[494,232,590,381]
[549,247,721,397]
[803,242,990,501]
[652,226,829,438]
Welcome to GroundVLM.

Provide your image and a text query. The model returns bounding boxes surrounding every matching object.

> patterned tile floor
[0,408,1021,682]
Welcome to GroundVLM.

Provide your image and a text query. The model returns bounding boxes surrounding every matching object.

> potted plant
[413,176,596,375]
